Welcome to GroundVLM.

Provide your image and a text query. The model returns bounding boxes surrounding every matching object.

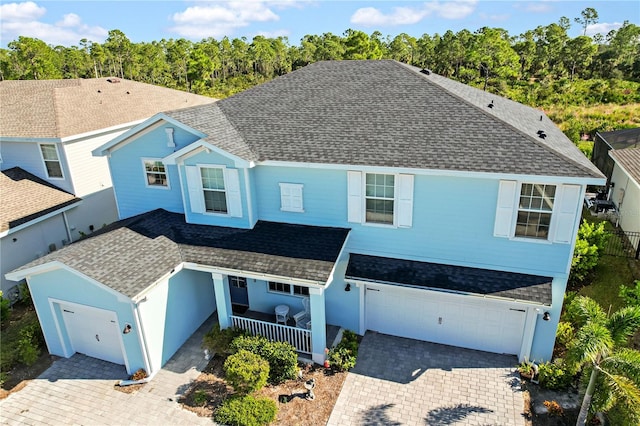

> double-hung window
[365,173,395,224]
[268,281,309,296]
[200,167,228,214]
[39,144,63,178]
[143,159,169,187]
[515,183,556,239]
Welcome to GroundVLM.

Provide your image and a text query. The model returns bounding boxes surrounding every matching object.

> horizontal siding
[0,141,74,193]
[611,164,640,234]
[64,132,121,197]
[64,188,119,240]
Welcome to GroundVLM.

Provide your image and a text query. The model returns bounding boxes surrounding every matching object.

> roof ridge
[393,61,600,178]
[212,103,260,161]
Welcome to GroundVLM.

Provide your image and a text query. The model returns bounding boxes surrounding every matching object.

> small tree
[224,350,269,395]
[569,220,608,284]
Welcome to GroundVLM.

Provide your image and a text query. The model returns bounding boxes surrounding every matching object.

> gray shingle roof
[0,78,215,139]
[167,60,601,178]
[11,209,350,298]
[0,167,81,233]
[346,253,552,305]
[610,147,640,184]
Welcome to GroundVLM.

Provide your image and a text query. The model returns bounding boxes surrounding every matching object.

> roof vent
[97,90,101,93]
[488,100,494,109]
[126,91,130,94]
[538,131,547,139]
[106,78,120,83]
[420,69,431,75]
[540,115,543,121]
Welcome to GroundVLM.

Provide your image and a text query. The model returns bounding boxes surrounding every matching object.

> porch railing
[230,315,312,354]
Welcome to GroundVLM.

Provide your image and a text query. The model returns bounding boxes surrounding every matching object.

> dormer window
[39,144,63,179]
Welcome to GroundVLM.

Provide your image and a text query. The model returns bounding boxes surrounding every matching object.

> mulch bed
[178,355,348,424]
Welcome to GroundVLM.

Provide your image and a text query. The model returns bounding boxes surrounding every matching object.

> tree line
[1,8,639,106]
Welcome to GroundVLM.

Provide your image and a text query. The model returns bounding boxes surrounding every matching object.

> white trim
[132,303,153,377]
[520,307,539,362]
[0,200,82,238]
[5,261,130,303]
[165,127,175,148]
[244,168,255,226]
[279,183,304,213]
[609,153,640,190]
[61,119,145,144]
[267,281,310,297]
[261,160,605,186]
[324,233,351,289]
[131,263,184,303]
[182,262,326,287]
[198,164,230,216]
[141,157,171,190]
[162,139,250,168]
[38,142,65,180]
[0,137,60,143]
[362,172,402,228]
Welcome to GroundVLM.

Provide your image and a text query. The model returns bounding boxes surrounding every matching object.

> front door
[229,276,249,306]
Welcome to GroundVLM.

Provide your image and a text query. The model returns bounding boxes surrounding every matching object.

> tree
[563,36,597,80]
[7,36,62,80]
[565,296,640,425]
[575,8,599,36]
[103,29,131,78]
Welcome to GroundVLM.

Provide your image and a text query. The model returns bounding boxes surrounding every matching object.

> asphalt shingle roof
[346,253,552,305]
[0,78,215,139]
[167,60,601,178]
[610,147,640,184]
[0,167,81,233]
[12,209,350,298]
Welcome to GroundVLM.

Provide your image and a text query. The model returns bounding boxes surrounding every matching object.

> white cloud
[255,29,291,39]
[169,1,284,39]
[0,2,107,46]
[350,1,477,27]
[523,3,553,13]
[586,22,623,37]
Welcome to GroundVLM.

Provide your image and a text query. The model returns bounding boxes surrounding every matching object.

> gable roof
[0,78,215,139]
[161,60,601,179]
[8,209,350,298]
[0,167,81,234]
[610,147,640,184]
[346,253,552,306]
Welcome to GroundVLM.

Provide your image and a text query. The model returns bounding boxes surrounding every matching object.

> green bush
[230,335,297,384]
[193,389,208,406]
[17,323,41,366]
[202,324,246,357]
[538,359,574,390]
[18,283,32,306]
[619,281,640,307]
[577,220,609,255]
[0,291,10,324]
[570,219,608,285]
[328,329,360,372]
[214,395,277,426]
[555,321,575,347]
[224,350,269,395]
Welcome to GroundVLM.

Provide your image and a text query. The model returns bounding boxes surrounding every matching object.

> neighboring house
[608,147,640,241]
[592,128,640,186]
[0,78,214,296]
[7,60,605,376]
[0,167,81,297]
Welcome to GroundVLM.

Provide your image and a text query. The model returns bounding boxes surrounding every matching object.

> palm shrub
[230,335,297,384]
[224,350,269,395]
[619,281,640,307]
[565,296,640,425]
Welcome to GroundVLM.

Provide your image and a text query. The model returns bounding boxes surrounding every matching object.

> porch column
[309,287,327,364]
[212,273,232,329]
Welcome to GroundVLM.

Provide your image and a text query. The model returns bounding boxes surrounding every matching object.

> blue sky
[1,1,638,48]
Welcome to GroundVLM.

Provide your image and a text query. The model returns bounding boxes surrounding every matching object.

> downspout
[61,211,72,243]
[130,302,154,380]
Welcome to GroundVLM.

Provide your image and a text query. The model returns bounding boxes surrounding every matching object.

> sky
[0,1,639,48]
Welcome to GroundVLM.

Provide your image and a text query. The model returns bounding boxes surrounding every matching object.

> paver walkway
[327,332,526,426]
[0,316,217,426]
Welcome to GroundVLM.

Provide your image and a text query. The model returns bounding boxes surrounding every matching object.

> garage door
[60,303,125,365]
[365,285,527,355]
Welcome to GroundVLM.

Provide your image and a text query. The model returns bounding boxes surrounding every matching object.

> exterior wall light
[345,283,351,292]
[542,312,551,321]
[123,324,132,334]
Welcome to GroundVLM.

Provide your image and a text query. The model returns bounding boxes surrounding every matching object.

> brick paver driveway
[328,332,526,426]
[0,317,216,426]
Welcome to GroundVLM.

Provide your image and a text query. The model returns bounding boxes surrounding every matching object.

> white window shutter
[397,174,414,228]
[225,168,242,218]
[185,166,204,214]
[494,180,517,237]
[291,185,303,211]
[347,171,362,223]
[553,184,582,243]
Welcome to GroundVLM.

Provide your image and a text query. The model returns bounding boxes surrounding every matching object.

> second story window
[365,173,395,224]
[515,183,556,239]
[143,159,168,187]
[201,167,227,214]
[39,144,63,178]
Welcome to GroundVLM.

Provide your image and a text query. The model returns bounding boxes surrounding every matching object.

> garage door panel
[365,285,527,356]
[60,303,125,365]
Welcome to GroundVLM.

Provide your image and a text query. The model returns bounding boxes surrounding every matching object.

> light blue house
[6,60,605,376]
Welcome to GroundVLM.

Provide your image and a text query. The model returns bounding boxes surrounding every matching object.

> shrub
[193,389,208,406]
[577,220,608,255]
[18,282,32,306]
[17,323,41,366]
[202,324,246,357]
[130,368,148,381]
[570,237,599,284]
[620,281,640,307]
[538,359,574,390]
[224,350,269,395]
[328,329,360,372]
[0,291,10,324]
[230,335,297,384]
[214,395,277,426]
[555,321,574,347]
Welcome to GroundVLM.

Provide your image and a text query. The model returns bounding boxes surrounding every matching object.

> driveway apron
[0,316,216,426]
[328,332,526,426]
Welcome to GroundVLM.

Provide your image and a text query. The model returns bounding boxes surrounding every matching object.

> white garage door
[365,285,527,355]
[60,303,125,365]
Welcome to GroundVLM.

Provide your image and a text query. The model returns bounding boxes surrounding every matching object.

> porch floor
[233,307,341,349]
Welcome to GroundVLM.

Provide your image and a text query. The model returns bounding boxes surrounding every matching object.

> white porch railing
[230,315,312,354]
